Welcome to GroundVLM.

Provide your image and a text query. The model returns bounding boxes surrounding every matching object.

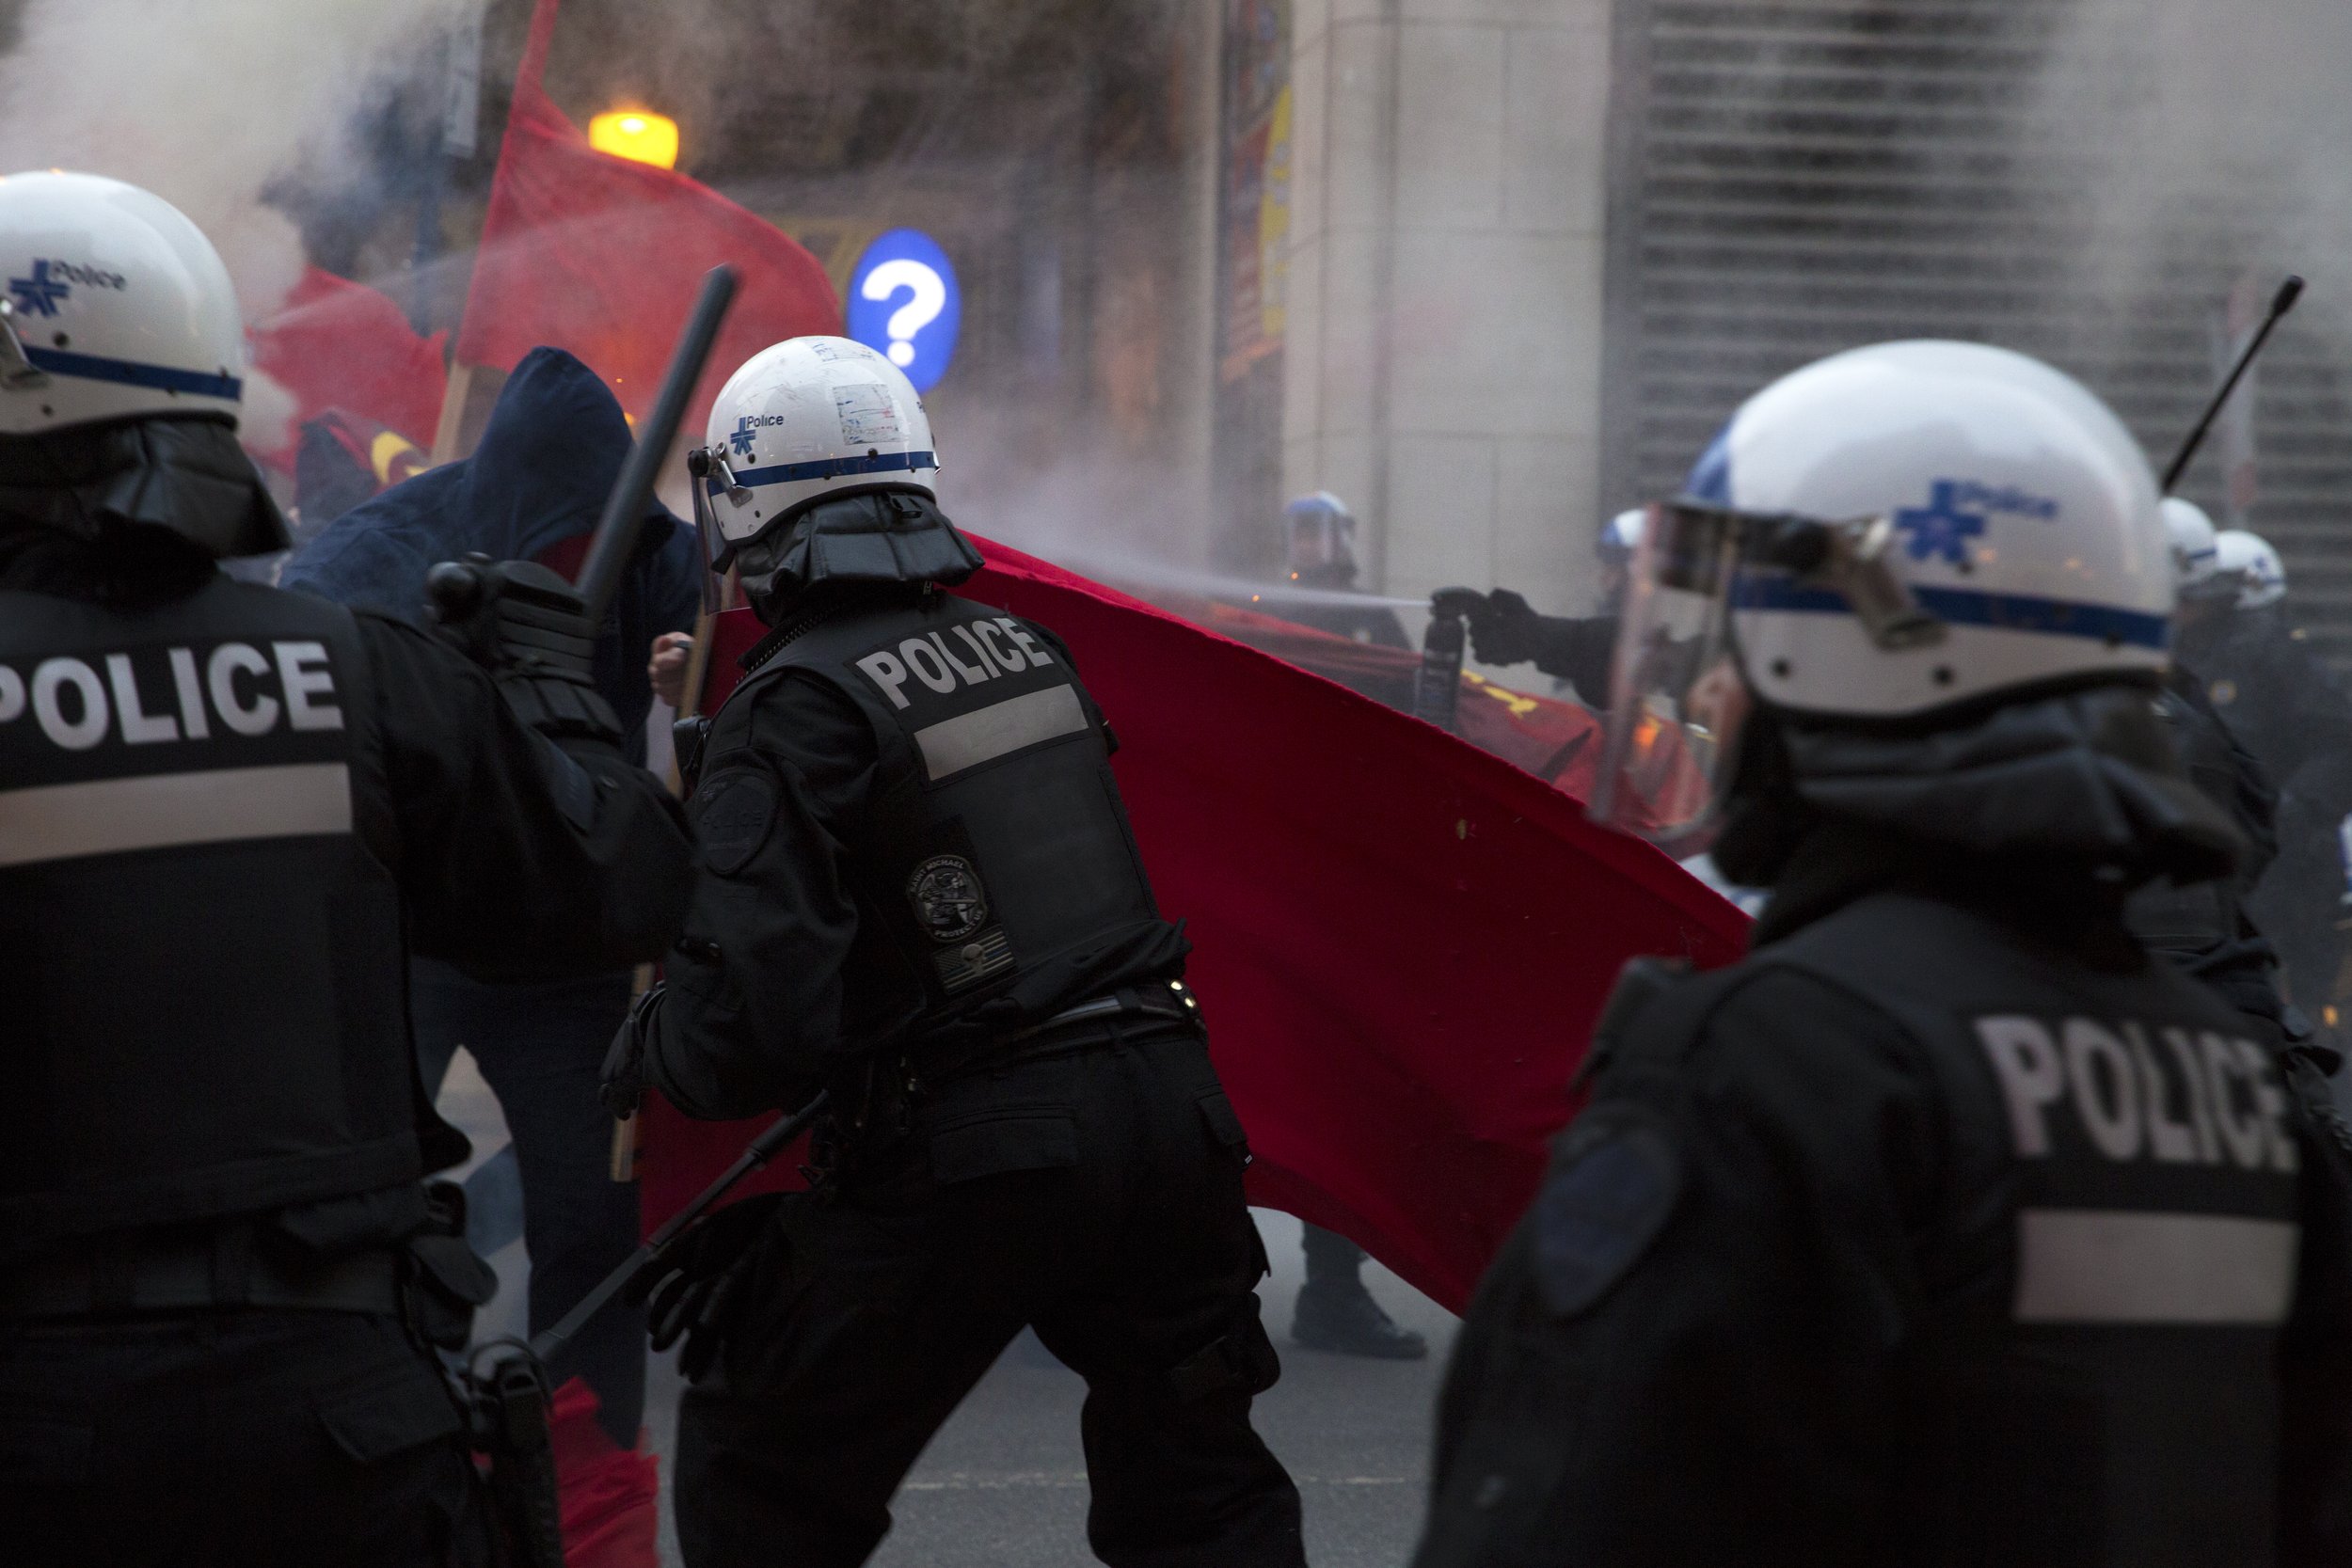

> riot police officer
[2185,526,2352,1046]
[1415,341,2352,1566]
[1275,489,1411,647]
[607,338,1305,1567]
[0,172,696,1566]
[1454,507,1643,706]
[2126,498,2296,1038]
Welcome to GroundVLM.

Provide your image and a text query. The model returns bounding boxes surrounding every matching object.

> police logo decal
[907,854,989,942]
[695,768,779,877]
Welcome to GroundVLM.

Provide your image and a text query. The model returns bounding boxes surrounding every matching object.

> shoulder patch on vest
[907,853,989,942]
[695,767,778,877]
[1532,1113,1682,1318]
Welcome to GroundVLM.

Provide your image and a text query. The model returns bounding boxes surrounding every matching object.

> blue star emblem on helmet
[1893,480,1988,566]
[8,259,70,318]
[729,420,757,459]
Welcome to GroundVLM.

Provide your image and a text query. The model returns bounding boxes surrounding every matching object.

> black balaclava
[731,486,984,626]
[1710,678,2242,900]
[0,413,288,561]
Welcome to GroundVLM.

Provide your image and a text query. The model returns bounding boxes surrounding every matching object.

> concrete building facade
[1225,0,1620,613]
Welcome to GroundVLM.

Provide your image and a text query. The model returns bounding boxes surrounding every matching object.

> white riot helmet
[1596,508,1645,568]
[698,336,938,564]
[2160,497,2222,595]
[0,171,285,557]
[1282,491,1360,584]
[1592,340,2170,842]
[2215,529,2286,610]
[0,171,247,434]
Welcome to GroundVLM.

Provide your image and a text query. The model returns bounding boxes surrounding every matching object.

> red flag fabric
[1169,600,1711,834]
[246,265,447,469]
[1157,596,1614,798]
[454,0,839,429]
[638,538,1749,1312]
[548,1377,660,1568]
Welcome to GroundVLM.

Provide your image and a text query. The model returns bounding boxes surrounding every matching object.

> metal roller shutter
[1604,0,2352,667]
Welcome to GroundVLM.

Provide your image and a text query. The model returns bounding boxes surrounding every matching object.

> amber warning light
[589,110,679,170]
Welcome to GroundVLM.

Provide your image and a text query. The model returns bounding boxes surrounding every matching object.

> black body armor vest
[0,577,431,1248]
[1749,893,2299,1564]
[724,592,1184,1047]
[2126,679,2256,967]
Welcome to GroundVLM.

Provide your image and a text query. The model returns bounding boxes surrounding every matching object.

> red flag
[454,0,839,428]
[637,538,1748,1313]
[548,1377,660,1568]
[1164,596,1618,799]
[247,265,448,469]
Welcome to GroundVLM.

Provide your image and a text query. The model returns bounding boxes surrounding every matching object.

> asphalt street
[644,1206,1454,1568]
[442,1055,1455,1567]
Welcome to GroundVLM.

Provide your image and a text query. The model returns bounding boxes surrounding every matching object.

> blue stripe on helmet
[712,449,937,493]
[23,345,242,401]
[1731,573,2169,650]
[1683,427,1734,504]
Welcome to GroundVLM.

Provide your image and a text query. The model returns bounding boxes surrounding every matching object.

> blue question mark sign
[848,230,961,393]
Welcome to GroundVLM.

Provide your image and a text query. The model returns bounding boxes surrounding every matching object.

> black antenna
[2161,275,2303,495]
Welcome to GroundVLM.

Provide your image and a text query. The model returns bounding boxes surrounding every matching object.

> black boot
[1291,1278,1427,1359]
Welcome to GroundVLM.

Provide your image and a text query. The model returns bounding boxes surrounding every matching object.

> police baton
[532,1089,830,1367]
[573,263,739,626]
[2162,274,2303,495]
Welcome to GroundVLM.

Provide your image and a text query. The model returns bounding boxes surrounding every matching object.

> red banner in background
[247,265,447,469]
[638,538,1748,1314]
[454,0,839,432]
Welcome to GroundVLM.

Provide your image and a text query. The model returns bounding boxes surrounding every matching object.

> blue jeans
[410,959,644,1448]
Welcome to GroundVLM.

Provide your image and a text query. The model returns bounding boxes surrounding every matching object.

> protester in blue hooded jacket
[286,346,701,1446]
[287,345,702,761]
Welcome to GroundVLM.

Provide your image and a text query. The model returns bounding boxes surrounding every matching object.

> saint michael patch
[907,854,990,942]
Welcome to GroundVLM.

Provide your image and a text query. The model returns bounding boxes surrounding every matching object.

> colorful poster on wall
[1259,86,1292,352]
[1219,0,1291,383]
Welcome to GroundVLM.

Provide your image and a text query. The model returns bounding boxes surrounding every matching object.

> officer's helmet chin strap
[684,446,746,610]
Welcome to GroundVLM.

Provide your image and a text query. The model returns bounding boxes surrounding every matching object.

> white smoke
[2037,0,2352,334]
[0,0,484,449]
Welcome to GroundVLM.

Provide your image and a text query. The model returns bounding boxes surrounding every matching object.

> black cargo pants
[675,1017,1307,1567]
[0,1308,485,1567]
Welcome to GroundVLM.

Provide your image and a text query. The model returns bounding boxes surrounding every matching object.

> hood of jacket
[281,347,702,751]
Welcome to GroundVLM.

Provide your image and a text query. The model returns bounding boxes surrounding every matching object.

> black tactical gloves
[627,1193,785,1383]
[426,553,623,747]
[599,985,661,1119]
[1457,587,1544,667]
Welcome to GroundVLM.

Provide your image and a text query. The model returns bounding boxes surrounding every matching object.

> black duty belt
[0,1229,404,1321]
[916,980,1202,1084]
[997,981,1200,1047]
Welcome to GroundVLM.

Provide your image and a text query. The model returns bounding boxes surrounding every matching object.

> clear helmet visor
[1587,502,1748,846]
[1287,508,1357,575]
[1586,499,1944,846]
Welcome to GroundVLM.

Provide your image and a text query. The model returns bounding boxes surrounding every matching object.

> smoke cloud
[2034,0,2352,356]
[0,0,483,448]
